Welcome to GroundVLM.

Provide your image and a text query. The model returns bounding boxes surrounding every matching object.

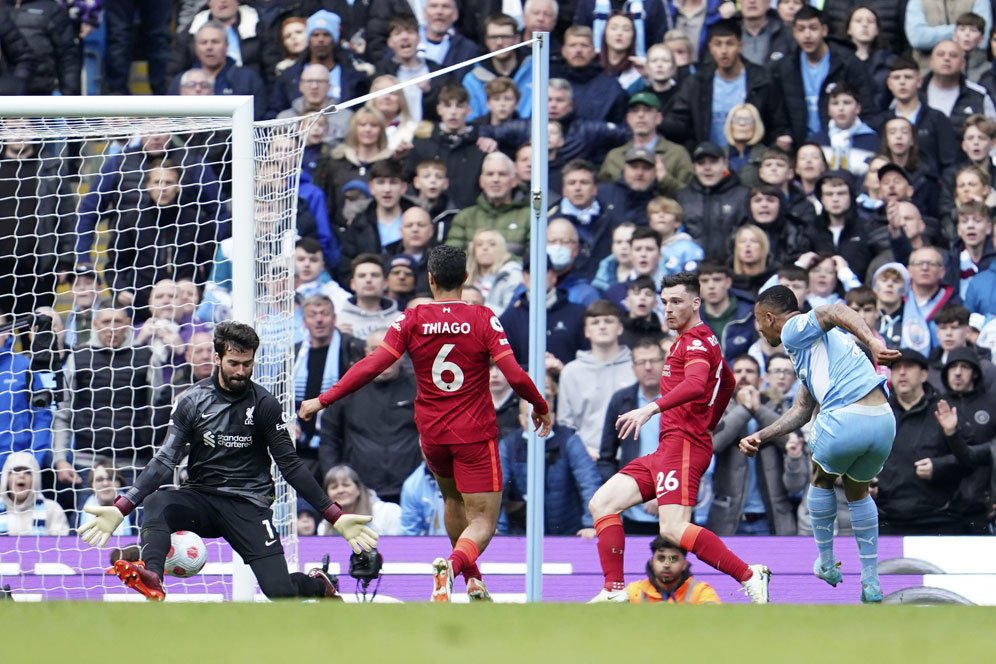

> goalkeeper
[78,321,377,601]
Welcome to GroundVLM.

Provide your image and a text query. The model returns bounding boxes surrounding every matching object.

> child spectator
[411,157,459,243]
[646,196,703,276]
[474,76,521,127]
[78,459,136,535]
[592,222,636,292]
[0,452,69,535]
[406,84,487,208]
[813,85,878,177]
[955,12,989,81]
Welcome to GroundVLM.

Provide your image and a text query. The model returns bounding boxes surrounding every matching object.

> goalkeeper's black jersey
[123,376,332,512]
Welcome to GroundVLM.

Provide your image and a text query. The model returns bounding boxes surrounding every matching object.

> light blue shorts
[809,402,896,482]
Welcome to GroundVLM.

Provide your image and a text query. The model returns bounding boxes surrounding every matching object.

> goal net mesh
[0,111,308,600]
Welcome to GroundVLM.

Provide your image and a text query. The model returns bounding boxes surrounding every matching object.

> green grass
[5,603,992,663]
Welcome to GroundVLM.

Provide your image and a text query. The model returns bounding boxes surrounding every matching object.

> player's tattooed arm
[752,384,816,443]
[814,302,903,365]
[814,302,877,345]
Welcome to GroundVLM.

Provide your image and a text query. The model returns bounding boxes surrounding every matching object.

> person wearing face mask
[499,252,590,366]
[545,217,602,307]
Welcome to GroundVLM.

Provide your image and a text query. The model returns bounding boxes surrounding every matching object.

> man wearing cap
[872,262,910,349]
[937,346,996,533]
[170,0,279,88]
[268,9,370,119]
[878,348,974,535]
[385,254,419,307]
[596,146,662,227]
[598,91,693,196]
[661,19,785,152]
[676,141,749,260]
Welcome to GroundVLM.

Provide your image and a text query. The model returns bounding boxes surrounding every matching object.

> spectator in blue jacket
[498,372,602,536]
[463,13,533,121]
[400,460,447,535]
[167,21,267,119]
[0,321,53,474]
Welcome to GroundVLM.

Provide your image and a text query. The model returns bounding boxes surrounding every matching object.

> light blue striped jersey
[780,311,886,412]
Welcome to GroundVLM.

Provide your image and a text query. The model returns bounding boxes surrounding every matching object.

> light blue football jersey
[780,310,886,411]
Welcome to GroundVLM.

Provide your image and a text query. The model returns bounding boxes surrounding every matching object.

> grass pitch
[4,603,991,663]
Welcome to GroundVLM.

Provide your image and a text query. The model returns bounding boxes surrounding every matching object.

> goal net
[0,98,305,600]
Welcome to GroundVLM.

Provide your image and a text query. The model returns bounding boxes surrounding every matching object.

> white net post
[0,96,301,601]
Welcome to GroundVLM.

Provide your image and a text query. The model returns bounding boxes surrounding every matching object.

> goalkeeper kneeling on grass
[78,321,377,601]
[626,536,721,604]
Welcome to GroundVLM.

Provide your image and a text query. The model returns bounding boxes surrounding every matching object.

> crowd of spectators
[2,1,996,539]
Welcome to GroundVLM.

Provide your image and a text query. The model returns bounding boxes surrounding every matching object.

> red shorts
[422,439,502,494]
[620,437,712,506]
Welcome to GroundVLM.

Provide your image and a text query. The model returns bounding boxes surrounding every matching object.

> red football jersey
[381,300,514,446]
[659,322,728,446]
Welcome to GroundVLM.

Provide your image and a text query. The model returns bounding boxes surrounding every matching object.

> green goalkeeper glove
[332,514,379,554]
[78,505,124,548]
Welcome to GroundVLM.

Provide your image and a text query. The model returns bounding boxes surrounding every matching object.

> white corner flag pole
[525,31,550,604]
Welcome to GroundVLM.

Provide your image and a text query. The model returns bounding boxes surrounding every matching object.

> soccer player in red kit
[588,272,772,603]
[299,245,552,602]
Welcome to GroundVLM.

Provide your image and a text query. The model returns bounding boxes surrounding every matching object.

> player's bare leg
[435,475,489,601]
[842,474,882,603]
[587,474,644,601]
[809,464,843,588]
[657,503,770,604]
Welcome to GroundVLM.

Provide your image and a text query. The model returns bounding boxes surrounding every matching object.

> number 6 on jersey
[432,344,465,392]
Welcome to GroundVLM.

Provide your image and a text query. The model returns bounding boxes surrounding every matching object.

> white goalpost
[0,96,305,600]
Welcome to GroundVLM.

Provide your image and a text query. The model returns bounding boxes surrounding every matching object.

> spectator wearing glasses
[463,14,533,122]
[904,246,960,356]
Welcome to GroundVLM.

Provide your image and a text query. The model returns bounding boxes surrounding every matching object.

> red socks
[594,514,626,591]
[449,538,480,578]
[680,524,752,583]
[462,563,482,582]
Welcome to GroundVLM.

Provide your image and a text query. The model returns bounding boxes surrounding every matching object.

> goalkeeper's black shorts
[145,487,285,563]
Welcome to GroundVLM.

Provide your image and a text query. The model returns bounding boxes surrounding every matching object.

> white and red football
[164,530,207,578]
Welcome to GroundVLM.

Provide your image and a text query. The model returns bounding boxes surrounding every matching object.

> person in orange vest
[626,536,721,604]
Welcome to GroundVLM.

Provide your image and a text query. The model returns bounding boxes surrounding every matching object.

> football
[164,530,207,578]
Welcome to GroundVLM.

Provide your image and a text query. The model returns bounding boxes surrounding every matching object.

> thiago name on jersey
[421,321,472,335]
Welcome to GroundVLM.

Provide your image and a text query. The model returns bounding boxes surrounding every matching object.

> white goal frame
[0,95,279,601]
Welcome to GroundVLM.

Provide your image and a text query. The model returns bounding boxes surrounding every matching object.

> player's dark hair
[427,244,468,291]
[214,321,260,358]
[660,271,700,297]
[934,303,971,326]
[756,285,801,314]
[584,299,623,322]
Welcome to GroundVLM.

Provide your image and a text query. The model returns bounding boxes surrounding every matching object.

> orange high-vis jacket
[626,577,721,604]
